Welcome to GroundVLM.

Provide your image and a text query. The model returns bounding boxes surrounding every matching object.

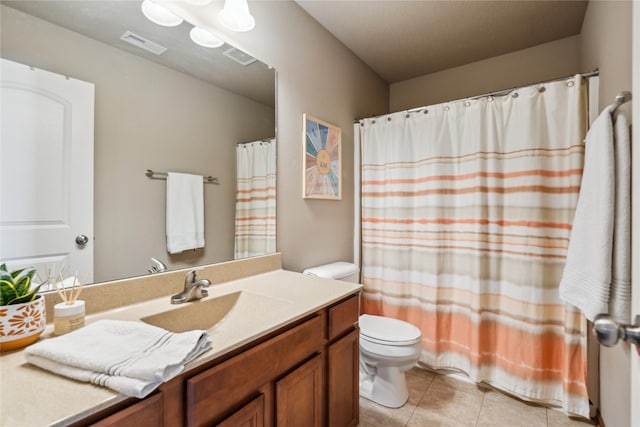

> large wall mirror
[0,1,276,287]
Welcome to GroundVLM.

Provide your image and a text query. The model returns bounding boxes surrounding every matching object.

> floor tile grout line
[404,373,437,427]
[475,391,487,427]
[404,372,434,426]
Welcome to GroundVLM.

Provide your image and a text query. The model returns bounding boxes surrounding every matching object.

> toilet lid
[359,314,421,345]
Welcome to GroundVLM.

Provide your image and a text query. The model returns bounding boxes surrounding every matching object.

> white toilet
[303,262,422,408]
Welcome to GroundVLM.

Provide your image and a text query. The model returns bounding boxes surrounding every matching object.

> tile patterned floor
[358,368,595,427]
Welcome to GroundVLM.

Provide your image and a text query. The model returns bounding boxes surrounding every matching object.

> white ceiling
[296,0,589,83]
[4,0,589,94]
[2,0,275,106]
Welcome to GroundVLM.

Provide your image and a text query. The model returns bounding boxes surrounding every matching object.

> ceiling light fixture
[141,0,183,27]
[190,27,224,48]
[217,0,255,32]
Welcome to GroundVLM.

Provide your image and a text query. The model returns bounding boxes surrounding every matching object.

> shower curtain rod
[355,69,600,123]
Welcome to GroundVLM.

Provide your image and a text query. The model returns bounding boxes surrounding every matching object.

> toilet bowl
[303,262,423,409]
[359,314,422,408]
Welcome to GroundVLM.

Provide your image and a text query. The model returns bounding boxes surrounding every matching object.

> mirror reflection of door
[0,58,94,283]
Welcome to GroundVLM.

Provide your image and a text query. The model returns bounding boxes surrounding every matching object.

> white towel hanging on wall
[559,106,631,321]
[166,172,205,254]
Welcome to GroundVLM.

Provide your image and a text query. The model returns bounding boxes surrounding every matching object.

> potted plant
[0,264,47,351]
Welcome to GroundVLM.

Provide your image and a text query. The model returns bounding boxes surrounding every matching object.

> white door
[0,58,94,284]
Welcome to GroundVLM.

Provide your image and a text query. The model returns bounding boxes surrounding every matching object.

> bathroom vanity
[0,254,361,427]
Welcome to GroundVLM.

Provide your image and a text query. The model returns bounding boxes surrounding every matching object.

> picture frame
[303,114,342,200]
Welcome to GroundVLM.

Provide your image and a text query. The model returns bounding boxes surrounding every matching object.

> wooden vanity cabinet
[79,293,360,427]
[187,315,324,426]
[216,394,265,427]
[197,293,360,427]
[327,329,359,427]
[87,393,164,427]
[275,354,323,426]
[326,295,360,427]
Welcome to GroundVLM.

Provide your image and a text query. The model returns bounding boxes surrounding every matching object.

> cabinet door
[328,329,359,427]
[275,355,323,427]
[89,393,163,427]
[216,394,265,427]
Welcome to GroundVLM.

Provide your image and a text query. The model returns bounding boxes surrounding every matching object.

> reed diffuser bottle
[50,268,85,336]
[54,301,85,335]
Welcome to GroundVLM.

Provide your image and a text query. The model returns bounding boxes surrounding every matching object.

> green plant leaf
[0,270,12,282]
[9,292,40,305]
[9,267,27,280]
[0,267,41,306]
[0,279,18,306]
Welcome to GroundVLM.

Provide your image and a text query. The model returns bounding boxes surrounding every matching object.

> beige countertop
[0,268,361,427]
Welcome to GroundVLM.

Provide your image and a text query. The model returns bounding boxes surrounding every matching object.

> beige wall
[1,5,275,282]
[580,2,633,426]
[390,35,581,111]
[178,2,389,273]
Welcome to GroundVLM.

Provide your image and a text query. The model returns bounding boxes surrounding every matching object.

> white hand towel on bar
[166,172,205,254]
[609,112,631,321]
[559,106,631,321]
[24,320,211,398]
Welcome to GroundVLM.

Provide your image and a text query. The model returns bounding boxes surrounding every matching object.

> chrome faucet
[147,257,167,274]
[171,269,211,304]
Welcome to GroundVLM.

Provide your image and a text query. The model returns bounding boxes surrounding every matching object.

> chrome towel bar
[145,169,220,184]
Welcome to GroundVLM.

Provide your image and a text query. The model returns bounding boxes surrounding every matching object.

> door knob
[75,235,89,246]
[593,314,640,356]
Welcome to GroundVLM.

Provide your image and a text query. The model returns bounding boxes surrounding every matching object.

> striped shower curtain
[234,139,276,259]
[359,76,590,417]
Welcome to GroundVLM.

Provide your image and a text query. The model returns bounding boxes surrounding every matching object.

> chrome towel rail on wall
[145,169,220,184]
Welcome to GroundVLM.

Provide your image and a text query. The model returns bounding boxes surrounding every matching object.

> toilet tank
[302,262,360,283]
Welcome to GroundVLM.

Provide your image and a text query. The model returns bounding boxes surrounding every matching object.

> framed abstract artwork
[303,114,342,200]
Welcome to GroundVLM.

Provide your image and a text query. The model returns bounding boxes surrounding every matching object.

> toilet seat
[360,336,422,359]
[359,314,422,346]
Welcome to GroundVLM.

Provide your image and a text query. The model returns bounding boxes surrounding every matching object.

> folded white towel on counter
[166,172,205,254]
[24,320,211,398]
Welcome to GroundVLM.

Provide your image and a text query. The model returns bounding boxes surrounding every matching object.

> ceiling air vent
[120,31,167,55]
[223,47,257,66]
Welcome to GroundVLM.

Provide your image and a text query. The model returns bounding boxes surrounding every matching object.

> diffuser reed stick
[46,265,83,305]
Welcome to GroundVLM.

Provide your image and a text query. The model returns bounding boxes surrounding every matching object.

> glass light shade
[190,27,224,48]
[141,0,183,27]
[217,0,255,32]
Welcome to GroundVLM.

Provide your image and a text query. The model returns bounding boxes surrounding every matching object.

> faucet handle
[184,267,205,284]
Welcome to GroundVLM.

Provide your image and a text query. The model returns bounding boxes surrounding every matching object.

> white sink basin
[140,290,293,334]
[141,291,242,333]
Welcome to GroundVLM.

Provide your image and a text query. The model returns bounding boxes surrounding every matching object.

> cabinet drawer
[90,393,163,427]
[327,294,359,340]
[186,316,323,427]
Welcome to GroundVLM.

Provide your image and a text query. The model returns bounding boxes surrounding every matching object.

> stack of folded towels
[24,319,211,398]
